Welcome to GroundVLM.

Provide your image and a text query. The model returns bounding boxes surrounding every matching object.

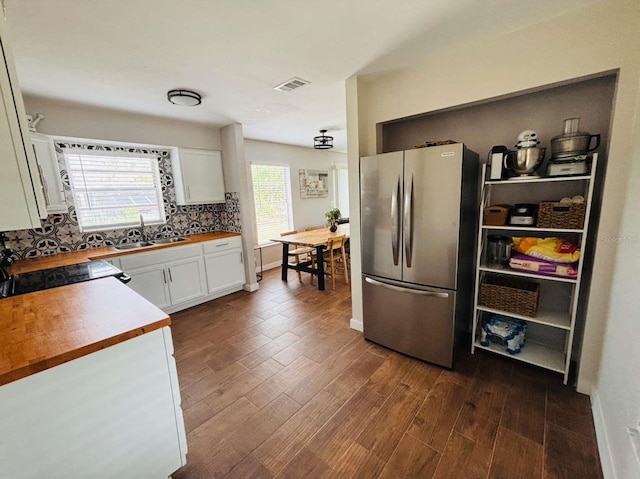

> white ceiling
[6,0,597,152]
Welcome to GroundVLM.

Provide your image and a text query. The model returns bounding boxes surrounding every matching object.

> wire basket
[536,201,586,229]
[479,274,539,317]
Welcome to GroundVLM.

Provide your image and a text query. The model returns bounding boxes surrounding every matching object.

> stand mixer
[505,130,545,178]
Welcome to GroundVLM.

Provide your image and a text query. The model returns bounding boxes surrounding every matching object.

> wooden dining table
[271,224,350,291]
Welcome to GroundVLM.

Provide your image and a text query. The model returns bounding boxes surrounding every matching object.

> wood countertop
[271,224,350,247]
[10,231,241,275]
[0,277,170,386]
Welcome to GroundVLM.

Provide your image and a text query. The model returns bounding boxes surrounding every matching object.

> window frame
[334,163,350,219]
[250,162,294,246]
[64,148,167,233]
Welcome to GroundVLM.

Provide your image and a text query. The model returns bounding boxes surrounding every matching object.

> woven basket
[537,201,586,229]
[479,275,539,317]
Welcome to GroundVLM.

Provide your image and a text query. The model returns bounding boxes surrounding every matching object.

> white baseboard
[243,282,259,292]
[591,389,616,479]
[350,317,363,332]
[164,284,244,314]
[257,260,282,272]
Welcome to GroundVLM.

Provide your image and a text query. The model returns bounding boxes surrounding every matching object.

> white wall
[24,95,221,149]
[220,123,258,291]
[244,139,347,268]
[592,73,640,479]
[348,1,640,476]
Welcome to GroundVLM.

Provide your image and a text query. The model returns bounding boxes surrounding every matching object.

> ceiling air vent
[273,77,310,93]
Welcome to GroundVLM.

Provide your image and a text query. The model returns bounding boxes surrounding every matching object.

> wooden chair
[322,235,349,290]
[281,230,314,282]
[305,226,324,231]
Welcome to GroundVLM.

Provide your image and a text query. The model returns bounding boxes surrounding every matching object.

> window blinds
[251,164,293,245]
[64,149,166,232]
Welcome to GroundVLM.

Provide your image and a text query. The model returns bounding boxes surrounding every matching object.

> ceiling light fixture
[314,129,334,150]
[167,89,202,106]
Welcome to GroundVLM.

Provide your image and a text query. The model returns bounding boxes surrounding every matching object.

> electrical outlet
[189,211,198,220]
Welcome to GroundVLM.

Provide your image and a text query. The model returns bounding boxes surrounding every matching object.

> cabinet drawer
[120,243,203,270]
[202,236,242,254]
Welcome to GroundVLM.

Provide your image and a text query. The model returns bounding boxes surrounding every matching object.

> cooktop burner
[1,260,129,298]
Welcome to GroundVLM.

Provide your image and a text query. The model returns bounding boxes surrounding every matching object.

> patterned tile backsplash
[4,140,242,259]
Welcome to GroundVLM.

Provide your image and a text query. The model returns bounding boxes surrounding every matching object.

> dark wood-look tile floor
[171,269,602,479]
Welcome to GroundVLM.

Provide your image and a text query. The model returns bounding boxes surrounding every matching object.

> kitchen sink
[113,241,155,251]
[151,237,190,245]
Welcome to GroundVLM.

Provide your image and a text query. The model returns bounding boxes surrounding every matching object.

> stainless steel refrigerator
[360,144,479,368]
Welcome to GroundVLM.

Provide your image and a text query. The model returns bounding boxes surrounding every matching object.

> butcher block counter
[10,231,240,275]
[0,277,170,386]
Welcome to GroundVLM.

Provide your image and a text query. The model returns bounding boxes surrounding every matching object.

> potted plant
[325,208,342,232]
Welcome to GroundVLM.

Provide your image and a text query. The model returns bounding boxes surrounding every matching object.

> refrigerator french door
[360,144,478,368]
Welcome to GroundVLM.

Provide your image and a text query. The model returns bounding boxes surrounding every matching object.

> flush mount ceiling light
[167,89,202,106]
[314,129,334,150]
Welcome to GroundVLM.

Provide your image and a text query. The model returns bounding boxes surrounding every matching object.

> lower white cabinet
[0,327,187,479]
[122,245,207,311]
[118,237,245,313]
[127,263,172,310]
[166,256,208,304]
[203,237,245,295]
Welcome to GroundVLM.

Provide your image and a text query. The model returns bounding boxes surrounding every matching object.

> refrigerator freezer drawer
[362,275,456,368]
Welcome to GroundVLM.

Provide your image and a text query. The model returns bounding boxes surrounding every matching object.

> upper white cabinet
[0,20,46,230]
[172,148,226,205]
[30,133,67,214]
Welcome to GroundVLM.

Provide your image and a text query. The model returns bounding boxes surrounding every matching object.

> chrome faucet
[139,213,147,242]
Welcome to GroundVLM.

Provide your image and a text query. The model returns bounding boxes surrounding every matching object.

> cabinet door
[0,328,185,478]
[126,264,171,310]
[174,148,225,205]
[166,256,207,305]
[205,249,245,295]
[0,21,45,229]
[31,133,67,214]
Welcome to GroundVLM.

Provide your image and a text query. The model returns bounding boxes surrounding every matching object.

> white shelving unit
[471,154,598,384]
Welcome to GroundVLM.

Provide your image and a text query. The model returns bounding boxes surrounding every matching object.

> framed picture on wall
[299,169,329,198]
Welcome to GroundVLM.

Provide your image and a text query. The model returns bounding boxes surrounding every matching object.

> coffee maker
[488,145,509,180]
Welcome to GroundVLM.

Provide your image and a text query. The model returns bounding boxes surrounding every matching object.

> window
[65,149,166,232]
[251,164,293,245]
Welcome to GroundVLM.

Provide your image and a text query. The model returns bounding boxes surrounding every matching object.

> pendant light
[314,129,334,149]
[167,89,202,106]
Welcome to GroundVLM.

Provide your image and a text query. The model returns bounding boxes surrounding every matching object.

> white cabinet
[116,237,246,313]
[471,155,598,384]
[120,243,207,312]
[30,133,67,214]
[127,263,172,310]
[166,256,208,304]
[203,236,245,294]
[172,148,225,205]
[0,20,46,230]
[0,327,187,479]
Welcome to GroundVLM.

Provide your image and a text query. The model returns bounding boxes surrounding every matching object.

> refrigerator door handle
[365,277,449,298]
[403,174,413,268]
[391,176,401,266]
